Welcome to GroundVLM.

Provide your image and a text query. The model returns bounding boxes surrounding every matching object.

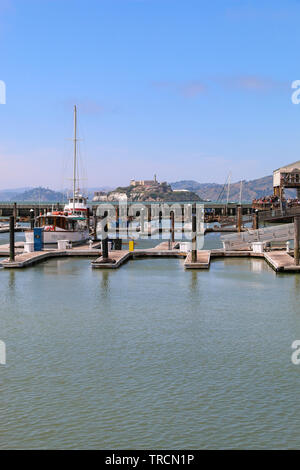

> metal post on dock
[9,215,15,262]
[237,206,242,233]
[294,216,300,265]
[191,206,197,263]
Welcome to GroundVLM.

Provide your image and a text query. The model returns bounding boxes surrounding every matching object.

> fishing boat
[25,106,90,245]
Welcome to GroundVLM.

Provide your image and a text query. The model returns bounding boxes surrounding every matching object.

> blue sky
[1,0,300,189]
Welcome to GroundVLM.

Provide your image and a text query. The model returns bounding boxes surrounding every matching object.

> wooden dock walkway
[0,242,24,256]
[91,250,131,269]
[0,242,102,268]
[264,251,300,272]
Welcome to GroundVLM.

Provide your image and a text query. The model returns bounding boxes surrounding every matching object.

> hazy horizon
[0,173,274,193]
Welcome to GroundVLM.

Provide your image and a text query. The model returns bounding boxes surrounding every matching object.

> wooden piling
[114,206,122,249]
[294,216,300,265]
[115,206,119,240]
[237,206,242,233]
[147,206,151,237]
[102,211,109,260]
[13,202,17,223]
[140,208,145,234]
[171,211,175,243]
[252,210,259,230]
[93,207,97,241]
[159,211,162,235]
[126,206,129,238]
[192,207,197,263]
[9,215,15,262]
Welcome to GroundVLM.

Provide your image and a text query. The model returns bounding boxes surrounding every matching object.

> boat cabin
[36,215,79,231]
[64,194,88,217]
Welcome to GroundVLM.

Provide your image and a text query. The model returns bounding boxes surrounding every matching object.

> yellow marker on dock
[129,241,134,252]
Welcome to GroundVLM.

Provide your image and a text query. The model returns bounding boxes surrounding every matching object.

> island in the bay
[93,175,202,202]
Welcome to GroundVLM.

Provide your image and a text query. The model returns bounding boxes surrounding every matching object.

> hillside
[170,175,288,201]
[94,181,202,202]
[0,187,33,201]
[12,187,65,202]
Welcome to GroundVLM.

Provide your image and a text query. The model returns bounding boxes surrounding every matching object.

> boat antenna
[73,105,77,213]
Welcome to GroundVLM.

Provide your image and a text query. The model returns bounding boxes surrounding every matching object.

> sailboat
[25,106,90,245]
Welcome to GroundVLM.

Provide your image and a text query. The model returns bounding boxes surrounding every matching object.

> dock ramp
[221,223,294,251]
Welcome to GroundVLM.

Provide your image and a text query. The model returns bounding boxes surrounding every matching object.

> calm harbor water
[1,232,300,449]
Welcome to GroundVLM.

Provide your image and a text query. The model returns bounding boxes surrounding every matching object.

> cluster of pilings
[93,204,200,264]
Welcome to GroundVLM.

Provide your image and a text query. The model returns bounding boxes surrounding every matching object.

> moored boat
[25,105,90,245]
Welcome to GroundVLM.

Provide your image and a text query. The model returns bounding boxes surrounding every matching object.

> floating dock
[91,242,183,268]
[0,240,299,273]
[0,242,102,268]
[264,251,300,272]
[184,251,211,269]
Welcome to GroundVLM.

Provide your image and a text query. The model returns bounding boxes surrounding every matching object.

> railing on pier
[258,206,300,222]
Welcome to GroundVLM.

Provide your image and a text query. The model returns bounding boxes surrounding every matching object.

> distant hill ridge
[2,175,295,203]
[170,175,288,201]
[12,187,65,202]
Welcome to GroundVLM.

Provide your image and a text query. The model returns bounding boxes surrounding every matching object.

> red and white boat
[25,106,90,245]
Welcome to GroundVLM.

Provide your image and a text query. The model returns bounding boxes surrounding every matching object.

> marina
[2,0,300,451]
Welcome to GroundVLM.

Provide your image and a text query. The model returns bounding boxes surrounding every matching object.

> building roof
[273,160,300,173]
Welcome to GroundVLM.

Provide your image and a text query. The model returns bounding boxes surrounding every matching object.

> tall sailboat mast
[73,105,77,213]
